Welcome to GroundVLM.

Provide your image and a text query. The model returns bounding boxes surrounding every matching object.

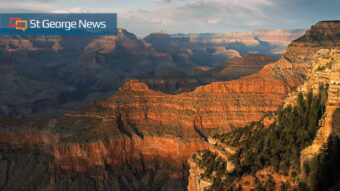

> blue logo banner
[0,13,117,35]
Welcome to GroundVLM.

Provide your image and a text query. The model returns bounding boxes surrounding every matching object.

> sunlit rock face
[186,21,340,191]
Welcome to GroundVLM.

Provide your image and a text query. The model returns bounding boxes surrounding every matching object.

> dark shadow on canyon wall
[312,108,340,191]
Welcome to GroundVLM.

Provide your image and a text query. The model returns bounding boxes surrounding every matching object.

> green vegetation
[325,61,332,69]
[195,150,227,180]
[316,66,325,71]
[199,84,328,190]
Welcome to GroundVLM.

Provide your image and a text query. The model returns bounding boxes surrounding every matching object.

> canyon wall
[187,49,340,191]
[186,21,340,190]
[0,28,298,118]
[298,49,340,184]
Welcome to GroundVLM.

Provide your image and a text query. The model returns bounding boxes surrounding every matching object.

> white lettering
[41,20,76,31]
[101,21,106,28]
[30,20,36,28]
[78,20,107,29]
[27,18,109,31]
[78,20,86,28]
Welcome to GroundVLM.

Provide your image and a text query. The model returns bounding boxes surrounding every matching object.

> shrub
[207,84,328,190]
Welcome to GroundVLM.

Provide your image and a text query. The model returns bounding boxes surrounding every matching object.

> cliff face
[0,114,208,190]
[52,136,208,186]
[187,157,213,191]
[142,69,200,94]
[186,21,340,191]
[91,76,288,133]
[283,21,340,69]
[298,49,340,184]
[0,36,63,52]
[192,54,275,79]
[0,61,294,189]
[143,54,276,94]
[113,29,326,131]
[187,48,340,191]
[0,28,293,118]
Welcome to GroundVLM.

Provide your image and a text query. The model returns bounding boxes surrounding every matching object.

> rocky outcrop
[207,137,236,172]
[187,157,213,191]
[0,65,294,190]
[143,54,276,94]
[92,76,289,132]
[187,48,340,191]
[143,31,172,52]
[2,27,295,118]
[0,35,63,52]
[142,69,200,94]
[187,138,237,191]
[0,27,309,118]
[0,59,298,190]
[0,29,178,117]
[194,54,276,80]
[283,21,340,69]
[298,49,340,183]
[186,21,340,191]
[0,113,208,190]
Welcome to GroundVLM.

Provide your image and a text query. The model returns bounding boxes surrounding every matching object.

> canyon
[142,54,276,94]
[187,48,340,191]
[187,22,340,190]
[172,29,306,56]
[0,29,303,118]
[0,21,339,190]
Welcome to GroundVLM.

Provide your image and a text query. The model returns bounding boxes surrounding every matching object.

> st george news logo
[10,18,28,32]
[2,13,117,35]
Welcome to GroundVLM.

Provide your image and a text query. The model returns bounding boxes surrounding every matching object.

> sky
[0,0,339,36]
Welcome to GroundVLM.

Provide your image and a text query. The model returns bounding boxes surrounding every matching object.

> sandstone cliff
[187,49,339,191]
[186,21,340,191]
[194,54,276,80]
[142,54,276,94]
[0,27,293,118]
[298,49,340,185]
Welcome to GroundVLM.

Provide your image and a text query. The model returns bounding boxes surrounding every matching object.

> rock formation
[194,54,276,80]
[142,54,276,94]
[172,29,306,56]
[185,21,340,191]
[298,49,340,184]
[1,28,293,118]
[186,49,340,190]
